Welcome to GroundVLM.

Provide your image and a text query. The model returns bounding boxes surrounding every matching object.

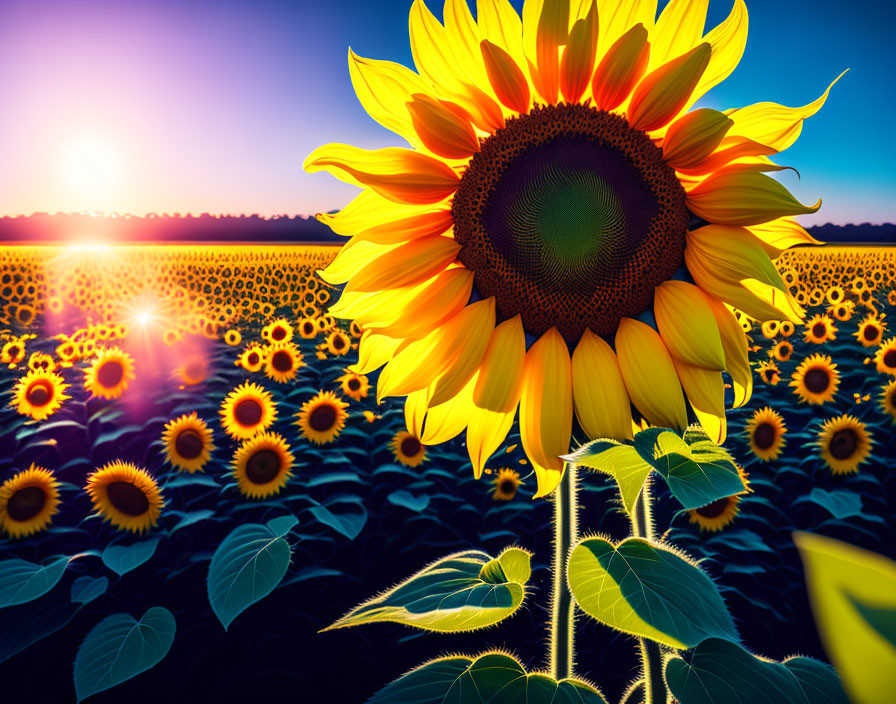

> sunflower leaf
[323,547,531,633]
[309,503,367,540]
[0,555,71,608]
[73,606,176,702]
[367,651,608,704]
[563,440,653,515]
[567,537,738,649]
[101,538,160,577]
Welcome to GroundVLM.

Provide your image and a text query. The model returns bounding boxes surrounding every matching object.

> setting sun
[60,138,121,200]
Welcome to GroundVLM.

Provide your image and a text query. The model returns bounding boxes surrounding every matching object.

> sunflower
[297,317,319,339]
[790,354,839,405]
[28,351,56,372]
[818,414,873,475]
[12,369,69,420]
[778,321,795,338]
[325,330,351,356]
[84,347,135,399]
[162,413,214,472]
[757,360,780,386]
[232,432,294,499]
[492,467,522,501]
[264,341,304,383]
[1,338,25,365]
[760,320,779,339]
[296,390,349,444]
[745,406,786,461]
[771,340,792,362]
[390,430,427,467]
[803,314,837,344]
[337,370,369,400]
[873,337,896,375]
[262,317,294,344]
[177,356,208,386]
[85,461,164,533]
[855,314,885,348]
[688,466,750,531]
[830,302,853,322]
[220,382,277,439]
[878,380,896,423]
[305,0,838,496]
[237,344,265,372]
[0,465,61,538]
[224,329,242,346]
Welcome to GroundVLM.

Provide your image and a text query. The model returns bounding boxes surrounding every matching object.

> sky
[0,0,893,225]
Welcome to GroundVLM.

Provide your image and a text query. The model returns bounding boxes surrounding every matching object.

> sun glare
[61,138,121,199]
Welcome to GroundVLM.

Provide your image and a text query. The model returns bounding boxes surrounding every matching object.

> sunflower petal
[422,374,477,444]
[473,315,526,413]
[686,0,748,110]
[748,218,822,257]
[560,1,599,103]
[524,0,569,104]
[649,0,708,69]
[304,144,459,205]
[481,39,532,114]
[654,280,726,370]
[597,0,657,56]
[676,136,777,176]
[673,358,726,443]
[628,42,711,132]
[701,293,752,407]
[591,23,651,111]
[571,329,633,441]
[319,237,398,285]
[407,93,481,159]
[344,236,460,293]
[404,387,431,436]
[317,188,446,239]
[615,317,688,430]
[351,331,403,374]
[467,403,517,479]
[478,0,527,71]
[661,108,733,170]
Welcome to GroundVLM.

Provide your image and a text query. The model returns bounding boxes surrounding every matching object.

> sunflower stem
[632,479,668,704]
[549,461,577,680]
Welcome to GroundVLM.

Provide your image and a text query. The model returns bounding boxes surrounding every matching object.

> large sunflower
[817,414,873,475]
[232,432,295,499]
[162,412,215,472]
[220,382,278,439]
[0,465,61,538]
[12,369,69,421]
[790,353,839,405]
[84,347,135,399]
[264,341,304,383]
[85,461,164,533]
[305,0,840,496]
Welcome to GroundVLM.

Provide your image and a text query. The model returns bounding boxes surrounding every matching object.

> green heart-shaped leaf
[563,440,653,515]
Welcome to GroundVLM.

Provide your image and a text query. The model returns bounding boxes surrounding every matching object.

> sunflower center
[271,350,293,373]
[753,422,776,450]
[272,327,287,341]
[347,378,361,391]
[863,325,879,341]
[247,351,260,366]
[829,428,858,460]
[332,334,346,350]
[175,429,204,460]
[245,449,281,484]
[309,404,337,432]
[498,479,516,495]
[234,398,263,426]
[97,360,124,388]
[8,345,20,358]
[6,486,46,522]
[302,322,315,335]
[452,103,689,342]
[26,381,53,407]
[811,322,826,339]
[400,436,422,458]
[695,497,731,518]
[883,349,896,368]
[106,480,150,516]
[804,368,830,394]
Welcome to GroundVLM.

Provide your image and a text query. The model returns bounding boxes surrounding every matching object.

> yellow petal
[596,0,657,57]
[421,373,477,444]
[560,1,598,103]
[444,0,489,84]
[649,0,708,70]
[747,218,822,257]
[472,315,526,413]
[481,39,532,114]
[404,387,431,436]
[519,328,572,489]
[591,23,650,111]
[676,136,777,176]
[523,0,569,104]
[407,93,481,159]
[654,280,726,370]
[571,328,633,441]
[344,236,460,293]
[661,108,733,170]
[319,237,398,285]
[701,293,751,407]
[478,0,527,73]
[615,317,688,430]
[686,224,789,294]
[467,403,517,479]
[685,0,748,111]
[672,358,726,444]
[304,143,459,205]
[317,188,445,238]
[351,331,403,374]
[628,42,711,132]
[686,169,820,226]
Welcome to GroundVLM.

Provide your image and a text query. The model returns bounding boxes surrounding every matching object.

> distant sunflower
[771,340,793,362]
[492,468,522,501]
[1,339,25,365]
[0,465,61,538]
[791,354,839,405]
[297,317,319,339]
[760,321,779,339]
[873,337,896,375]
[337,370,369,401]
[162,413,214,472]
[325,330,351,357]
[237,345,264,372]
[84,347,135,399]
[85,461,164,533]
[391,430,426,468]
[878,380,896,422]
[262,317,294,344]
[224,329,242,346]
[296,390,349,444]
[757,360,780,386]
[745,407,786,461]
[220,382,277,439]
[28,351,56,372]
[232,432,294,499]
[177,356,208,386]
[12,369,69,420]
[803,314,837,344]
[778,321,795,338]
[830,302,853,322]
[855,314,885,348]
[264,341,304,383]
[688,466,750,532]
[818,414,873,475]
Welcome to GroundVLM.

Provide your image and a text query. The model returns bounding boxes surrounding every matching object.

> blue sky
[1,0,892,224]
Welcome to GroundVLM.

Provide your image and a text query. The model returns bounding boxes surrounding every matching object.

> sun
[61,138,121,199]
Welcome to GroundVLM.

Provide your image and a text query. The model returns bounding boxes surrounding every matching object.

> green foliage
[795,532,896,704]
[324,547,531,633]
[665,638,848,704]
[74,606,176,702]
[562,440,652,515]
[367,652,608,704]
[0,554,73,608]
[567,536,738,649]
[101,538,160,576]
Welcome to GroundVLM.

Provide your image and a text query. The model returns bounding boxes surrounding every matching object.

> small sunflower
[1,339,26,365]
[771,340,793,362]
[162,413,214,472]
[791,354,839,405]
[855,314,885,348]
[492,468,522,501]
[325,330,351,357]
[873,337,896,375]
[688,466,750,532]
[85,461,164,533]
[296,390,349,444]
[12,369,69,420]
[177,356,208,386]
[237,344,264,372]
[391,430,427,467]
[0,465,61,538]
[262,317,294,344]
[878,379,896,423]
[220,382,277,439]
[297,317,319,339]
[84,347,135,399]
[778,321,795,338]
[757,360,780,386]
[264,341,304,383]
[830,302,853,322]
[803,314,837,344]
[362,410,380,423]
[337,370,369,401]
[818,414,873,475]
[232,432,294,499]
[224,329,242,346]
[28,351,56,372]
[745,407,786,461]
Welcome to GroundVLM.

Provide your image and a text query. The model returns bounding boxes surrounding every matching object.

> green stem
[550,462,578,680]
[632,479,667,704]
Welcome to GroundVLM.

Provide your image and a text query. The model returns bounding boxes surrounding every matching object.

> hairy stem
[550,462,578,680]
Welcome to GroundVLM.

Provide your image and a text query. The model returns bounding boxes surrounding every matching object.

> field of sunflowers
[0,242,892,702]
